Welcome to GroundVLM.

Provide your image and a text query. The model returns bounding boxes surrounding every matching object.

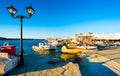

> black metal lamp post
[7,5,35,66]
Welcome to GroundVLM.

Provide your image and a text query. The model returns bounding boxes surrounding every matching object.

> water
[79,56,118,76]
[0,39,118,76]
[0,39,47,54]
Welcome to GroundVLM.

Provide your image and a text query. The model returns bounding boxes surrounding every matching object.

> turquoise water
[0,40,118,76]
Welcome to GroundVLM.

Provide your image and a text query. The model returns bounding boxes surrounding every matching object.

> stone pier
[17,62,81,76]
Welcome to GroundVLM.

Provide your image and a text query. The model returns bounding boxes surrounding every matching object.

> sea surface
[0,39,118,76]
[0,39,47,54]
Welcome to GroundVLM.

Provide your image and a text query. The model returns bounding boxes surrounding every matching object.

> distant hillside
[0,37,44,40]
[0,37,7,39]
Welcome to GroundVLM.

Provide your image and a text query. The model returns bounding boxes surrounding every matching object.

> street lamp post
[7,5,35,66]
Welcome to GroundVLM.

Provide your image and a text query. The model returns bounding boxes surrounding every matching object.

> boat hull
[62,46,82,54]
[77,46,97,50]
[32,46,55,51]
[0,55,19,75]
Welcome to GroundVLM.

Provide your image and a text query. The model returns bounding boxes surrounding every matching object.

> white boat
[0,42,19,75]
[48,40,64,47]
[0,52,19,75]
[77,46,97,50]
[32,42,56,51]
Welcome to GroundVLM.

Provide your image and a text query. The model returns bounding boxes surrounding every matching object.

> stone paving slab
[17,62,81,76]
[98,47,120,63]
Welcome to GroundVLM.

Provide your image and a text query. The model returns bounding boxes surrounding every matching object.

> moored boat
[48,39,64,47]
[77,46,97,50]
[32,42,56,51]
[61,44,95,54]
[0,42,19,75]
[0,52,19,75]
[61,45,82,54]
[76,42,97,49]
[75,34,97,50]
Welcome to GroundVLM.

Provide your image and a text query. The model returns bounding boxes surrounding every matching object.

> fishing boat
[0,42,19,75]
[61,45,82,54]
[66,40,97,50]
[48,39,64,47]
[75,34,97,50]
[32,42,56,51]
[61,45,95,54]
[76,42,97,50]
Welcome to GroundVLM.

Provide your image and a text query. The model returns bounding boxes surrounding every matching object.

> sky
[0,0,120,39]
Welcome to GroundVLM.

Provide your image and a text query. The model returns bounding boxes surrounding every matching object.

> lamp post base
[18,54,25,67]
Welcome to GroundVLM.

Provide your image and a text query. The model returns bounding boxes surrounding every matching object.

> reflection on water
[33,47,80,60]
[61,53,78,60]
[34,49,50,56]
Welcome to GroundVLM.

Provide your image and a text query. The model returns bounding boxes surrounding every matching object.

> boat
[48,39,64,47]
[76,42,97,50]
[77,46,97,49]
[61,45,82,54]
[0,42,19,75]
[32,42,56,51]
[62,44,95,54]
[75,34,97,50]
[66,41,97,50]
[0,52,19,75]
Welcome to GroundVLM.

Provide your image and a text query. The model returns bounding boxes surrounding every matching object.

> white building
[93,33,120,40]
